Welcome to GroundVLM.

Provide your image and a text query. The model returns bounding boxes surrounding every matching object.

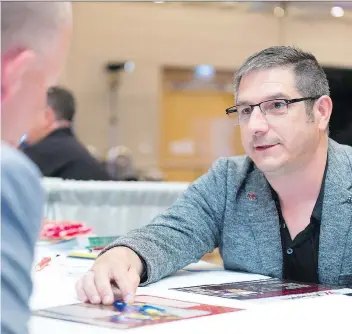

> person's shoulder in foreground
[1,2,72,333]
[1,142,44,334]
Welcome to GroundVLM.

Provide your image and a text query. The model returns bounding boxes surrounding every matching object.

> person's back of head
[107,146,139,181]
[1,2,72,147]
[47,86,76,122]
[24,86,76,145]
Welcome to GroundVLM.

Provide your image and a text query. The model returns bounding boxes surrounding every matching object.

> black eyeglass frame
[225,96,321,118]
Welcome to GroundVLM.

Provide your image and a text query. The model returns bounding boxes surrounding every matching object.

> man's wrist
[137,255,148,283]
[120,246,147,282]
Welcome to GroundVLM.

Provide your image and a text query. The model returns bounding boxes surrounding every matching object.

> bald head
[1,2,72,56]
[1,2,72,146]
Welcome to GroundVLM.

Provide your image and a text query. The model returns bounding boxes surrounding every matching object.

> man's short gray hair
[234,46,330,116]
[1,2,72,56]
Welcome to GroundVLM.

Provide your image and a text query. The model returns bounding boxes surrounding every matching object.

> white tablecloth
[42,178,189,236]
[29,251,352,334]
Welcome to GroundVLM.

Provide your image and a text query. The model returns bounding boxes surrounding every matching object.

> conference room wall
[59,3,352,169]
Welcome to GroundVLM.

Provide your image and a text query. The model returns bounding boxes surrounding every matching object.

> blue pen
[113,300,165,314]
[113,300,128,312]
[113,300,140,312]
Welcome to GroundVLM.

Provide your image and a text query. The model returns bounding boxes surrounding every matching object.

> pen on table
[113,300,165,314]
[35,257,51,271]
[35,254,61,271]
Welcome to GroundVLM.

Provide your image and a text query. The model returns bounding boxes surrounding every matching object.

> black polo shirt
[271,167,327,284]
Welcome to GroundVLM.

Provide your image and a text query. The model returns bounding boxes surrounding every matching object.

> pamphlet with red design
[33,295,243,329]
[173,278,352,302]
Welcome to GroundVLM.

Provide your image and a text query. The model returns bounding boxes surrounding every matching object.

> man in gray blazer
[76,46,352,306]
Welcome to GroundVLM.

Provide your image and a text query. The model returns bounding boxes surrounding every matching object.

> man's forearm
[102,159,229,284]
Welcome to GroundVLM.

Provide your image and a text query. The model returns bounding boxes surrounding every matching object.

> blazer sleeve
[102,158,229,285]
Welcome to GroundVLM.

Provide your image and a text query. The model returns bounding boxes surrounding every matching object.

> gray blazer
[108,139,352,286]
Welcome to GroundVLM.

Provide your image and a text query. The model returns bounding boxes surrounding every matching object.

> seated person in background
[1,2,72,333]
[106,146,139,181]
[76,46,352,305]
[22,86,112,181]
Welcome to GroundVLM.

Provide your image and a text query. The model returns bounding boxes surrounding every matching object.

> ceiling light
[194,65,215,79]
[221,1,237,6]
[124,61,135,73]
[331,6,344,17]
[273,6,285,18]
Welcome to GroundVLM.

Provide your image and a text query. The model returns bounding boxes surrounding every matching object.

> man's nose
[246,106,270,135]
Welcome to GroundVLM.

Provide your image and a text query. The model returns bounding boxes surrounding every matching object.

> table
[29,248,352,334]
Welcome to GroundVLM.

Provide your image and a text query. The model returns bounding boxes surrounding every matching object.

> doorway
[160,67,245,182]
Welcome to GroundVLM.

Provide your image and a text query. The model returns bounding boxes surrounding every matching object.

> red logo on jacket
[247,193,256,200]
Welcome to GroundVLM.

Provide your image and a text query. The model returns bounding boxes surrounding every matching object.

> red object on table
[40,220,92,240]
[35,257,51,271]
[92,247,104,251]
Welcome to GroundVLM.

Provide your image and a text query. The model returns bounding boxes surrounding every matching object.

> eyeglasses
[225,96,321,126]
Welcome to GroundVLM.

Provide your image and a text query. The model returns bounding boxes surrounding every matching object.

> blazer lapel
[319,142,352,284]
[244,168,283,278]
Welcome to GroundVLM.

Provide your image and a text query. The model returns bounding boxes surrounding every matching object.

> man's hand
[75,247,143,305]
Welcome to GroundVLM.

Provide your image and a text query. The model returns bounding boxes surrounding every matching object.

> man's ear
[1,48,36,103]
[315,95,333,132]
[45,107,56,124]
